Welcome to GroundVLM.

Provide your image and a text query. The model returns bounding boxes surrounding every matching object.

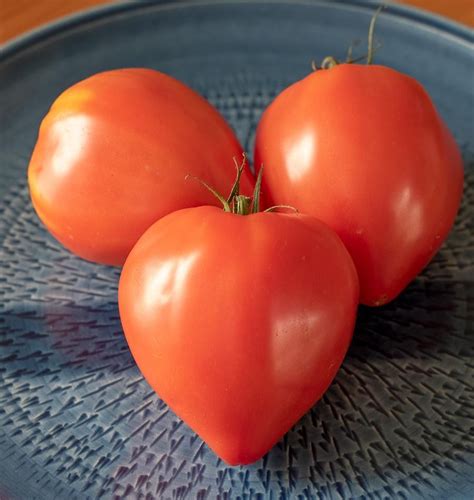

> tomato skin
[118,206,358,465]
[254,64,464,306]
[28,68,253,266]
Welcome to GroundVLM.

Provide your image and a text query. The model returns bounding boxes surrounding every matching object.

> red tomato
[118,205,359,465]
[254,64,464,306]
[28,68,253,266]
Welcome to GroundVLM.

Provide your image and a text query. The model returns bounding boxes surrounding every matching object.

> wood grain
[398,0,474,26]
[1,0,113,42]
[1,0,473,43]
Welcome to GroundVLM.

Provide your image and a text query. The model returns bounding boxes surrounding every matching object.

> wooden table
[1,0,473,43]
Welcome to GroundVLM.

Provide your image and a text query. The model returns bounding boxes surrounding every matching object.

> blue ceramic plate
[1,1,473,498]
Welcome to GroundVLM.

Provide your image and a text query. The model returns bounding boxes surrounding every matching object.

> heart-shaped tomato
[255,64,464,306]
[28,69,253,266]
[118,205,358,464]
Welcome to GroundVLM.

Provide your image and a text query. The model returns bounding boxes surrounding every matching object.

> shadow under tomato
[0,299,133,381]
[254,270,473,490]
[1,245,472,494]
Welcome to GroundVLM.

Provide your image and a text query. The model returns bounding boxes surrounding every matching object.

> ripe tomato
[118,205,359,465]
[28,68,253,266]
[254,64,464,305]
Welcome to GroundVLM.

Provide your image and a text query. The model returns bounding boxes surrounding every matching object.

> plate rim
[1,0,472,65]
[0,1,472,497]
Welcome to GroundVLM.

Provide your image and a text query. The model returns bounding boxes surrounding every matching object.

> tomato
[254,64,464,306]
[118,205,359,465]
[28,68,253,266]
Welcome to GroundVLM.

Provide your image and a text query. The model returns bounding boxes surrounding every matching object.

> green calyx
[311,4,385,71]
[186,154,297,216]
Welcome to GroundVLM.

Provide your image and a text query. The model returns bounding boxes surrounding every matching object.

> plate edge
[0,0,472,64]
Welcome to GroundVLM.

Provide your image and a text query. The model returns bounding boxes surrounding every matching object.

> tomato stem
[186,155,297,216]
[185,154,253,215]
[227,156,245,204]
[185,174,231,212]
[264,205,299,213]
[321,56,338,70]
[312,3,385,70]
[233,195,252,215]
[251,166,264,213]
[345,40,360,63]
[367,5,385,65]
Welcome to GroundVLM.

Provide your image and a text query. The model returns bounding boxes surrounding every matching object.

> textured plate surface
[1,1,473,498]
